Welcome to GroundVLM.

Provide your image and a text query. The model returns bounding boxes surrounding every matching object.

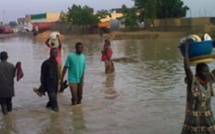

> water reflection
[102,73,118,100]
[0,115,17,134]
[71,106,86,134]
[39,113,63,134]
[0,35,201,133]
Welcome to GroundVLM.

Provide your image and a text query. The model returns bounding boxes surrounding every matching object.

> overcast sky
[0,0,215,22]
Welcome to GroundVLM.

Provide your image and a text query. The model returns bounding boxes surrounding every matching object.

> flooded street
[1,35,215,134]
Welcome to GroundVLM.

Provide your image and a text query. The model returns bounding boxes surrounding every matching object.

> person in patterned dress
[181,41,215,134]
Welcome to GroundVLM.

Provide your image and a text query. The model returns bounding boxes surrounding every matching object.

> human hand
[16,61,21,65]
[101,50,105,54]
[60,79,63,86]
[16,61,21,68]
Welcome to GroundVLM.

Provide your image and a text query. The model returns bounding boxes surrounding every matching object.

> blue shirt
[64,52,86,83]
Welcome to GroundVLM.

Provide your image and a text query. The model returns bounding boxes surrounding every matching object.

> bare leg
[77,83,83,104]
[69,84,78,105]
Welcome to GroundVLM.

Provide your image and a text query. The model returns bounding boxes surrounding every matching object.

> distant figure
[181,41,215,133]
[0,51,22,115]
[101,39,114,74]
[33,25,39,36]
[61,42,86,106]
[34,48,59,112]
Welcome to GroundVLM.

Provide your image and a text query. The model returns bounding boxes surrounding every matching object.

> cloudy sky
[0,0,214,22]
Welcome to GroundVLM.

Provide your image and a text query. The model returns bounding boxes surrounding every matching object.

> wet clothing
[0,97,12,113]
[181,76,215,134]
[16,62,24,81]
[64,52,86,83]
[0,61,15,98]
[70,83,83,105]
[64,52,86,105]
[101,48,113,61]
[101,47,114,74]
[41,58,58,93]
[41,57,59,111]
[0,61,15,114]
[47,42,62,79]
[105,60,114,74]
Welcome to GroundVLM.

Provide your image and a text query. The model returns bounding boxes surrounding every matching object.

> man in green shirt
[61,42,86,105]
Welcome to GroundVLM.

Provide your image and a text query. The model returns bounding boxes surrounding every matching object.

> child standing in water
[101,39,114,74]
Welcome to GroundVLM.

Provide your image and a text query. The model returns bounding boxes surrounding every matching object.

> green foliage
[59,11,68,22]
[96,10,112,20]
[156,0,189,18]
[133,0,189,20]
[120,5,139,28]
[60,4,99,27]
[9,21,18,27]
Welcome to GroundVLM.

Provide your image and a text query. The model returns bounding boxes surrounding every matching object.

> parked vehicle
[0,25,13,34]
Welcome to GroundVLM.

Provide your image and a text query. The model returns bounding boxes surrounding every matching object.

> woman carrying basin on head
[181,41,215,133]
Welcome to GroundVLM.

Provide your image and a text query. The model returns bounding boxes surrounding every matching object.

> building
[17,13,60,33]
[30,13,60,23]
[98,13,123,31]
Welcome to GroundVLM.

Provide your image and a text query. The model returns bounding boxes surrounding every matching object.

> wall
[52,22,99,35]
[145,17,215,37]
[31,13,60,23]
[46,13,60,22]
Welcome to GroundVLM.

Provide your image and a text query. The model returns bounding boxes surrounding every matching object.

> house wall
[30,13,60,23]
[46,13,60,22]
[144,17,215,37]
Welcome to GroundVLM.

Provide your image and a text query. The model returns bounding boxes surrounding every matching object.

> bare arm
[60,66,67,84]
[57,35,62,49]
[105,50,110,60]
[80,56,86,84]
[183,41,193,86]
[45,38,50,47]
[211,70,215,77]
[14,63,18,78]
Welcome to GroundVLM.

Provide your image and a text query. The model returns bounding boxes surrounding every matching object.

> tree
[59,11,68,22]
[156,0,189,18]
[9,21,18,27]
[133,0,189,19]
[96,9,112,20]
[120,5,139,28]
[66,4,99,27]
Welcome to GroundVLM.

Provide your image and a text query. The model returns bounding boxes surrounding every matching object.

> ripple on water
[0,36,189,134]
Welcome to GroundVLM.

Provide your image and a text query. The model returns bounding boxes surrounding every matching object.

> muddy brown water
[1,35,215,134]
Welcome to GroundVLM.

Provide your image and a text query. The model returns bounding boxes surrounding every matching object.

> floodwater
[1,34,215,134]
